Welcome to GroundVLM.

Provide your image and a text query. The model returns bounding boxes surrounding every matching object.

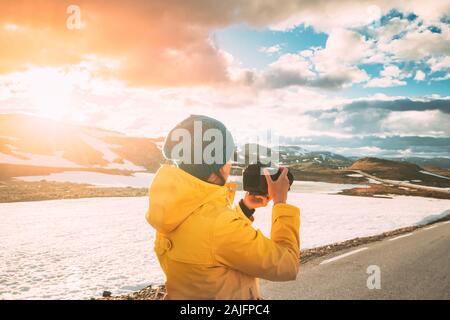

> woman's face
[220,161,232,181]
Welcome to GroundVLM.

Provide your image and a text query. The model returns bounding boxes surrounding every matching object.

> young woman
[146,115,300,299]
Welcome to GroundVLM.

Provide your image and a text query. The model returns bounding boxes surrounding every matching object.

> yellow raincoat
[146,164,300,300]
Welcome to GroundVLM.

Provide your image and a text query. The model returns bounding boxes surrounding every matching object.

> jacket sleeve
[213,203,300,281]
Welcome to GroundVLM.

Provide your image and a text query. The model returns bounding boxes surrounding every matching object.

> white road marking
[388,233,413,241]
[320,247,368,265]
[423,225,437,230]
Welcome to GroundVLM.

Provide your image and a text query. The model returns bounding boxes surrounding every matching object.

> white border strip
[320,247,368,265]
[423,225,437,230]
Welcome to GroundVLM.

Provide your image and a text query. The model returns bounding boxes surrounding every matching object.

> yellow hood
[146,164,236,234]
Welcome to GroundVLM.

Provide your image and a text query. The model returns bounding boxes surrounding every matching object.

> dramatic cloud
[1,1,449,157]
[246,30,372,89]
[281,135,450,158]
[1,0,450,87]
[0,0,234,86]
[305,98,450,136]
[382,23,450,61]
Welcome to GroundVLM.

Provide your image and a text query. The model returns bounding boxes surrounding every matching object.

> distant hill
[236,144,351,168]
[274,145,308,157]
[2,114,448,187]
[391,157,450,169]
[235,143,274,164]
[289,151,352,169]
[0,114,164,176]
[350,157,422,175]
[349,157,450,188]
[230,144,360,183]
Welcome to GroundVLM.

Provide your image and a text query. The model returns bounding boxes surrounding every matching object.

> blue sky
[213,24,328,69]
[213,21,450,98]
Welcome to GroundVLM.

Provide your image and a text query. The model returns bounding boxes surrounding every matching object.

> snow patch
[17,171,154,188]
[80,134,120,163]
[80,134,146,171]
[0,151,83,168]
[420,170,450,180]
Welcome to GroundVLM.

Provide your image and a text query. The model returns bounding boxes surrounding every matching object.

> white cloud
[322,29,373,64]
[398,1,450,23]
[380,65,401,78]
[431,73,450,81]
[382,24,450,60]
[428,56,450,72]
[414,70,426,81]
[259,44,282,55]
[255,46,369,89]
[365,65,407,88]
[302,97,450,138]
[268,53,315,77]
[381,110,450,136]
[311,29,372,86]
[268,0,450,33]
[269,1,389,32]
[365,77,406,88]
[331,146,384,157]
[254,29,372,89]
[366,16,450,76]
[374,17,411,44]
[300,50,314,57]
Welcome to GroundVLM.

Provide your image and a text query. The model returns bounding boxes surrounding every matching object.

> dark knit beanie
[163,115,235,181]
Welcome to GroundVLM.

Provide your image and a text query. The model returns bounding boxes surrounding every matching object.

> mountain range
[0,114,163,178]
[0,114,449,187]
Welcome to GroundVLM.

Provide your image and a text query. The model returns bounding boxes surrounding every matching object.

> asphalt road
[261,220,450,299]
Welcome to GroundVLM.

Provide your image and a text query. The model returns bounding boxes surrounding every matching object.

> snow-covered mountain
[286,151,353,168]
[2,114,448,182]
[273,145,309,156]
[235,143,352,169]
[0,114,164,174]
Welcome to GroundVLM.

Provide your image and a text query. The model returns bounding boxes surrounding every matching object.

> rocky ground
[0,180,147,203]
[96,285,166,300]
[339,183,450,199]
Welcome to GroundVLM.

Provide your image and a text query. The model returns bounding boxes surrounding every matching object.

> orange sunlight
[26,68,73,120]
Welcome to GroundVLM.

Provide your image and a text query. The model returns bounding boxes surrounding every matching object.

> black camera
[242,163,294,195]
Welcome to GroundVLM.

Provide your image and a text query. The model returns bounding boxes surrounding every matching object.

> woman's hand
[264,167,290,205]
[243,192,269,210]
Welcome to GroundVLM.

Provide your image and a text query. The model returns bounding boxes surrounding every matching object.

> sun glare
[26,68,73,120]
[5,23,19,31]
